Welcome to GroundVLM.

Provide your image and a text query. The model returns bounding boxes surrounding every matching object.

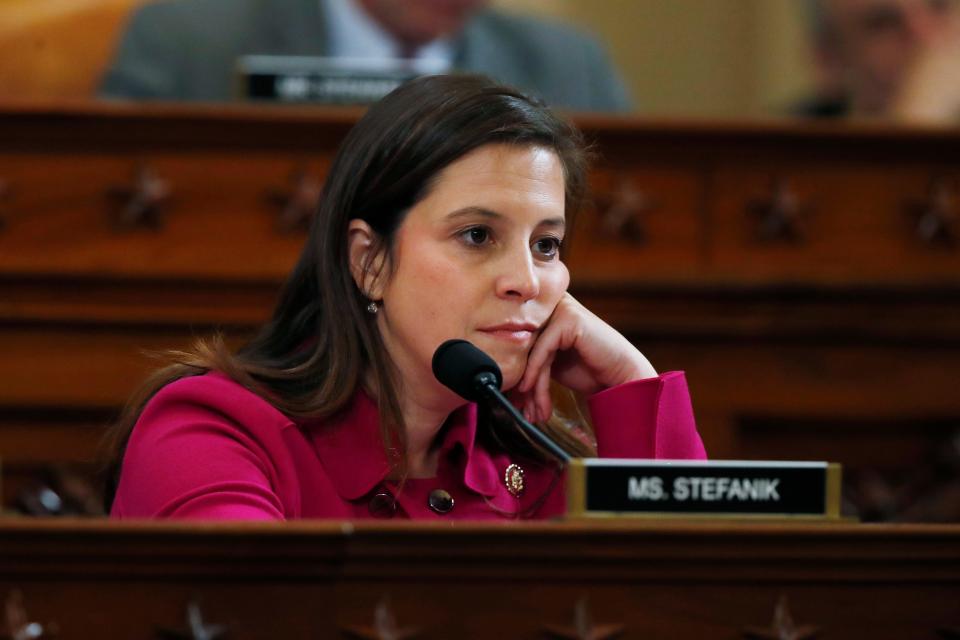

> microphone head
[432,339,503,401]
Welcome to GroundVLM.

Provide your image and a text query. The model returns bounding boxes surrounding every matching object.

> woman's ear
[347,219,388,299]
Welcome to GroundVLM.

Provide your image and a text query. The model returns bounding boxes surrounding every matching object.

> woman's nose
[495,245,540,301]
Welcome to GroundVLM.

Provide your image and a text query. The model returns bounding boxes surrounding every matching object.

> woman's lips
[479,329,535,343]
[477,324,539,344]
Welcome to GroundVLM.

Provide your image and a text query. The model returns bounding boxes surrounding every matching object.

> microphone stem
[481,384,571,464]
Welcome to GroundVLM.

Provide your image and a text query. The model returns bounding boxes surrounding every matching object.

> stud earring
[366,300,379,315]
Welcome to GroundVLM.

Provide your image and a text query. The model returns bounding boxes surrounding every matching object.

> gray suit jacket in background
[99,0,633,112]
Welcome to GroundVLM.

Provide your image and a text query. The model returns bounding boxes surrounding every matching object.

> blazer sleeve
[587,371,707,460]
[111,375,296,520]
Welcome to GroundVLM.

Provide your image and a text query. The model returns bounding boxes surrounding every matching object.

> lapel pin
[504,463,525,498]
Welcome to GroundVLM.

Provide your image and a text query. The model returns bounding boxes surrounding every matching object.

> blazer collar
[302,390,501,500]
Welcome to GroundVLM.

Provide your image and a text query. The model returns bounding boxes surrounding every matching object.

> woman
[104,75,706,520]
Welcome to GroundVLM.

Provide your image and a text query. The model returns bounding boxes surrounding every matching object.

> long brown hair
[102,74,595,509]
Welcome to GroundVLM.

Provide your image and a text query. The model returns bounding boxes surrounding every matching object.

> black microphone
[432,339,571,463]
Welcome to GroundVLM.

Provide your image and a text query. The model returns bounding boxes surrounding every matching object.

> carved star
[155,601,228,640]
[543,596,624,640]
[108,164,171,230]
[595,177,656,244]
[1,590,55,640]
[906,177,958,248]
[13,483,64,517]
[267,165,322,233]
[743,595,819,640]
[341,596,420,640]
[747,178,810,244]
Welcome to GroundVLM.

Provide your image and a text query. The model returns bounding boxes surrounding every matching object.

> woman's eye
[533,236,562,259]
[460,226,491,246]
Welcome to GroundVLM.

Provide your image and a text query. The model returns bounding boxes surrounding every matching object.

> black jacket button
[428,489,454,514]
[368,491,397,518]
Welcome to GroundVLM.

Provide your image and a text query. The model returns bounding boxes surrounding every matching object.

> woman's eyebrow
[444,206,565,229]
[444,206,502,221]
[539,217,566,230]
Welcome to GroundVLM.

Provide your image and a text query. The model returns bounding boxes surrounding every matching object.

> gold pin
[504,463,525,497]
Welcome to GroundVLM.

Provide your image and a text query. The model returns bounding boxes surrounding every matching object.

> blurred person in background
[797,0,960,122]
[99,0,632,112]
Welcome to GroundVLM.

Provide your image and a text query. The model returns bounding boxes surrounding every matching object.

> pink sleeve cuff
[587,371,707,460]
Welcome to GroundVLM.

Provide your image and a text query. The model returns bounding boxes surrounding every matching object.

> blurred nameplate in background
[236,55,446,105]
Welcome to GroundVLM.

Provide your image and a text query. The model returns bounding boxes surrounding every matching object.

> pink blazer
[111,371,706,520]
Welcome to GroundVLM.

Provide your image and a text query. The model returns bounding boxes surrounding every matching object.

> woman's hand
[514,292,657,423]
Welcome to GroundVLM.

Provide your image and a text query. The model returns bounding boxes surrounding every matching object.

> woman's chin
[469,336,530,389]
[496,360,527,393]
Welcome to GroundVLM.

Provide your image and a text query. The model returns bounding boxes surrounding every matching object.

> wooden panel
[0,323,254,409]
[0,153,328,279]
[0,521,957,639]
[0,411,108,509]
[566,167,704,283]
[1,105,959,520]
[709,166,960,284]
[0,326,187,408]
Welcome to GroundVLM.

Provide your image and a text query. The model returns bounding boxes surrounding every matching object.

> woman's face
[374,143,570,403]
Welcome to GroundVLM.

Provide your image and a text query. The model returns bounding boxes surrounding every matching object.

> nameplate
[566,459,842,519]
[236,55,446,104]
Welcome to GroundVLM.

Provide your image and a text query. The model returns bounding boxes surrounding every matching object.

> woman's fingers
[517,290,656,398]
[534,352,555,423]
[523,394,536,423]
[520,302,572,392]
[519,328,555,392]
